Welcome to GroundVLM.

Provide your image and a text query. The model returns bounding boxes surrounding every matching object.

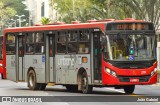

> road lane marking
[105,87,160,103]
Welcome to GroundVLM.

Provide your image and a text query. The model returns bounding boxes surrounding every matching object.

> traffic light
[129,47,134,55]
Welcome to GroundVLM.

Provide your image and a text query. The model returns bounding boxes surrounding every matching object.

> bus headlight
[105,68,111,73]
[151,68,157,76]
[105,67,117,77]
[0,63,3,67]
[112,71,117,77]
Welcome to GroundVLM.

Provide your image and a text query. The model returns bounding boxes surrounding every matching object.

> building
[25,0,56,25]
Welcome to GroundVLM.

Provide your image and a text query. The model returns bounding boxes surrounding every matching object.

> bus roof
[4,18,149,33]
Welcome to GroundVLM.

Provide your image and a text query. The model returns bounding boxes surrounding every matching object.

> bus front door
[93,31,102,82]
[17,35,25,81]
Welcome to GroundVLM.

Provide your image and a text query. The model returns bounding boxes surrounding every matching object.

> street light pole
[15,15,25,27]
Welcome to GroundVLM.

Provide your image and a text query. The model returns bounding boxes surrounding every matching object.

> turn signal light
[82,57,87,63]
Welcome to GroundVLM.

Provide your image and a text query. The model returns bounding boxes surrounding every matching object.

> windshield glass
[104,34,156,61]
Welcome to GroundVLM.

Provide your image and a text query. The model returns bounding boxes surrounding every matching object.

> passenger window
[26,33,34,43]
[79,30,90,54]
[57,31,67,53]
[68,31,78,53]
[79,30,89,41]
[6,34,15,54]
[26,44,34,54]
[35,33,44,42]
[26,33,34,54]
[35,33,45,54]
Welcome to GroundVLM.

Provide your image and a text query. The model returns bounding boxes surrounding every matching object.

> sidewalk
[153,83,160,86]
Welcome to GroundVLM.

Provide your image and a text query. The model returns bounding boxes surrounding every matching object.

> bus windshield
[104,34,156,61]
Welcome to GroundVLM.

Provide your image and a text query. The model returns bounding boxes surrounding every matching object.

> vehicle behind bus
[0,35,6,79]
[4,18,157,94]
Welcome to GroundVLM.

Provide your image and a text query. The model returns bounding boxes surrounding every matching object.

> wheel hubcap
[29,75,33,87]
[82,73,87,90]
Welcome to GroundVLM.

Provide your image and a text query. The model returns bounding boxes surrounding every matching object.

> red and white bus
[0,35,6,79]
[4,18,157,94]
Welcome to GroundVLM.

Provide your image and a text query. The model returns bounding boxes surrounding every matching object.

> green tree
[126,0,160,30]
[41,17,51,25]
[0,1,16,26]
[104,0,160,30]
[49,0,93,23]
[49,0,160,30]
[2,0,28,16]
[3,0,29,26]
[0,0,28,27]
[0,1,16,34]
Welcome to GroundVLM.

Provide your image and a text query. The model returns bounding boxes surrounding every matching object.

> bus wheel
[0,73,2,79]
[123,85,135,94]
[81,71,92,94]
[38,83,47,90]
[27,70,39,90]
[66,85,78,92]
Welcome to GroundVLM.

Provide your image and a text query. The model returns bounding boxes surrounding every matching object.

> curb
[152,83,160,86]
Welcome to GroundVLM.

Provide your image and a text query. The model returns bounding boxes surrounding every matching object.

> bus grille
[118,76,150,82]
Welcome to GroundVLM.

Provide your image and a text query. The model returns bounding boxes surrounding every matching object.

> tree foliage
[49,0,93,23]
[41,17,51,25]
[0,1,16,26]
[0,0,28,28]
[104,0,160,30]
[123,0,160,30]
[49,0,160,29]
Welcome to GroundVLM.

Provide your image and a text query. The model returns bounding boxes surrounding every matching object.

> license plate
[130,78,139,82]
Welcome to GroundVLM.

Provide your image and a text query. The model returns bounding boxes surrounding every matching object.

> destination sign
[106,23,154,31]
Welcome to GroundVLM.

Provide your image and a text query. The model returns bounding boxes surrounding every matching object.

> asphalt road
[0,79,160,105]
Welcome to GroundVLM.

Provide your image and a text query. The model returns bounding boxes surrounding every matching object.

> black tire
[0,74,2,79]
[158,74,160,82]
[81,71,93,94]
[124,85,135,94]
[39,83,47,90]
[27,70,39,90]
[38,83,47,90]
[66,85,78,92]
[1,74,4,79]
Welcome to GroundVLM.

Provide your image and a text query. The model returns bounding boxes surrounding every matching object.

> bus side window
[57,32,66,53]
[6,34,15,54]
[78,30,90,54]
[68,31,78,53]
[57,43,66,53]
[25,33,34,54]
[35,44,44,53]
[35,33,45,54]
[26,44,34,54]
